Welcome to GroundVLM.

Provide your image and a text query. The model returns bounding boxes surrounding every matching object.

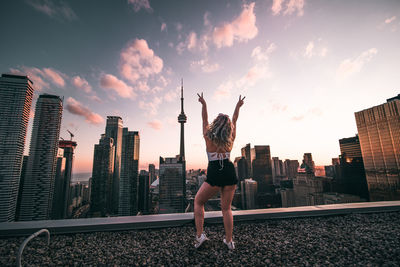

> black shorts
[206,159,238,187]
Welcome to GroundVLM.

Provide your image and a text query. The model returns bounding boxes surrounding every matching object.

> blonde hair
[206,113,234,151]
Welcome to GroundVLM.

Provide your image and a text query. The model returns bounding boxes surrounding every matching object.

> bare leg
[220,185,236,242]
[194,182,220,237]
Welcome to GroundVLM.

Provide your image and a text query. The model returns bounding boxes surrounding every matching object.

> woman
[194,93,245,250]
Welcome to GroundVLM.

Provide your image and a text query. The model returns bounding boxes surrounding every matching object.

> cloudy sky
[1,0,399,173]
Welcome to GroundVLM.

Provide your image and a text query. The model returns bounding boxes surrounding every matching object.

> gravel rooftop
[1,212,400,266]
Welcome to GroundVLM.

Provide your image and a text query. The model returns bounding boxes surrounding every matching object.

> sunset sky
[1,0,399,174]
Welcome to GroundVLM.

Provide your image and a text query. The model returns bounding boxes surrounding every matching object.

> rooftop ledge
[1,201,400,237]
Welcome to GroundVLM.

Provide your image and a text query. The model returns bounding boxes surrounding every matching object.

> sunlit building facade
[0,74,34,222]
[105,116,123,214]
[118,129,139,216]
[18,94,63,221]
[355,95,400,201]
[90,135,115,217]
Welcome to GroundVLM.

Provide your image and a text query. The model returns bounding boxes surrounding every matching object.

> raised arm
[232,95,245,141]
[197,92,209,136]
[232,95,245,125]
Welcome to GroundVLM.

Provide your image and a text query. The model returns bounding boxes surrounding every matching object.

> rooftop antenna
[67,130,74,141]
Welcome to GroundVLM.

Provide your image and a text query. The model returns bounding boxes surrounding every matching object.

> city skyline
[1,1,400,173]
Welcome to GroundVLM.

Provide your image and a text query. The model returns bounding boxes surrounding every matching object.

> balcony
[1,201,400,266]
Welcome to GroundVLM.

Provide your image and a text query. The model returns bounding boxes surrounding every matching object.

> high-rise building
[105,116,123,214]
[118,129,139,216]
[138,171,150,214]
[241,144,253,178]
[252,145,273,193]
[159,156,185,213]
[284,159,299,180]
[0,74,34,222]
[293,164,324,207]
[234,156,248,189]
[18,94,63,221]
[303,153,315,173]
[51,148,66,219]
[52,140,77,219]
[241,179,257,209]
[15,156,29,220]
[337,135,369,200]
[271,157,285,185]
[90,135,115,217]
[149,164,156,183]
[355,95,400,201]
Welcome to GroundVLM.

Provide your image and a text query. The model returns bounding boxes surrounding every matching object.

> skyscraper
[284,159,299,180]
[52,140,77,219]
[241,144,253,178]
[138,171,150,214]
[241,178,257,209]
[118,129,139,216]
[337,135,369,200]
[252,145,273,193]
[303,153,315,173]
[149,164,156,183]
[0,74,34,222]
[234,156,248,189]
[159,156,185,213]
[90,135,115,217]
[271,157,285,185]
[355,95,400,201]
[19,94,63,221]
[51,148,66,219]
[105,116,123,214]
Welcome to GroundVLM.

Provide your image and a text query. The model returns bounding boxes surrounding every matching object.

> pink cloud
[43,68,65,87]
[292,115,305,121]
[147,120,162,130]
[337,48,378,79]
[271,0,305,16]
[66,97,104,125]
[72,76,92,93]
[100,74,136,99]
[213,2,258,48]
[27,0,78,21]
[139,97,162,115]
[128,0,152,12]
[190,59,220,73]
[271,0,284,15]
[237,64,269,88]
[164,89,179,102]
[187,32,197,51]
[385,16,396,24]
[161,22,167,32]
[251,43,277,61]
[284,0,305,16]
[10,66,67,90]
[120,39,163,83]
[213,81,233,101]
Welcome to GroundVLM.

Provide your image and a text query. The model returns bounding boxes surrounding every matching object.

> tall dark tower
[178,79,187,160]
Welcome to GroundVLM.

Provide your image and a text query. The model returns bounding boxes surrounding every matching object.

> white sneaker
[195,233,209,249]
[223,238,235,250]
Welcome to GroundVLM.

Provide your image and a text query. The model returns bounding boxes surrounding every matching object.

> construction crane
[67,130,75,141]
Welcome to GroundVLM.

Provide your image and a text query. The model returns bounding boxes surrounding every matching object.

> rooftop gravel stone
[1,212,400,266]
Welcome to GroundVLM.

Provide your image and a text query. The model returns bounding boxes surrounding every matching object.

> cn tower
[177,79,187,160]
